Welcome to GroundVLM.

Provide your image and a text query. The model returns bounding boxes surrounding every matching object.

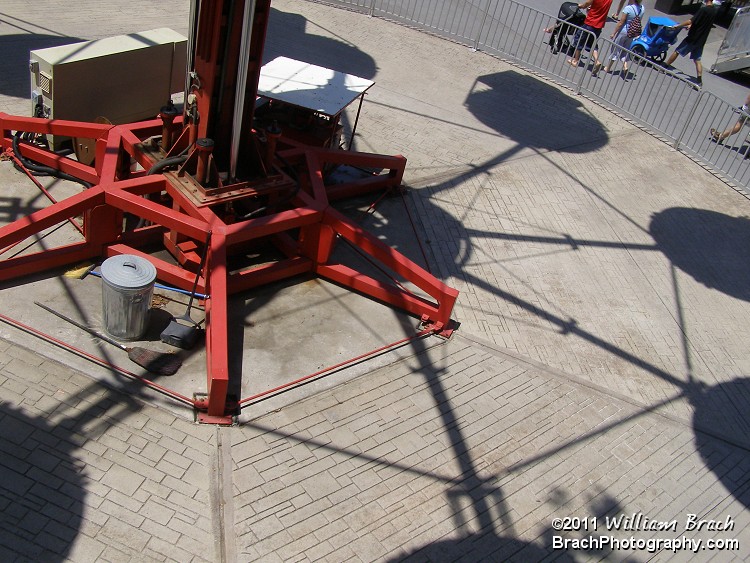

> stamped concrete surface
[1,0,750,561]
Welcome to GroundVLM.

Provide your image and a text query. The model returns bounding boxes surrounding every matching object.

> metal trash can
[100,255,157,340]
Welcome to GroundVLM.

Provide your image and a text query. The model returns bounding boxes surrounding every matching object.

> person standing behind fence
[567,0,614,75]
[602,0,643,76]
[663,0,718,88]
[710,92,750,144]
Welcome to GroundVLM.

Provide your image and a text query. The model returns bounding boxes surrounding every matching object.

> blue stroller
[630,17,681,63]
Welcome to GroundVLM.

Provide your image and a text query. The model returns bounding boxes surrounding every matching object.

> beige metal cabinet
[29,28,187,149]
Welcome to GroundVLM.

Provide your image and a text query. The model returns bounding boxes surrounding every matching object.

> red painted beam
[292,189,323,211]
[122,118,166,137]
[322,208,457,325]
[119,127,157,168]
[0,187,104,250]
[10,141,100,186]
[163,175,223,223]
[226,256,313,294]
[118,224,167,248]
[105,244,207,292]
[206,232,230,417]
[304,151,329,204]
[312,147,406,183]
[318,263,440,319]
[0,241,98,282]
[107,174,170,196]
[0,113,112,141]
[222,207,322,245]
[104,189,209,241]
[97,127,124,182]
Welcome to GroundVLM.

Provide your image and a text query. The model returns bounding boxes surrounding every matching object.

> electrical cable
[133,152,191,229]
[12,132,92,189]
[4,147,84,236]
[145,153,189,176]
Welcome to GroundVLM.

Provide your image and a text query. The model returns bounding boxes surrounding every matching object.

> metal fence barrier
[312,0,750,190]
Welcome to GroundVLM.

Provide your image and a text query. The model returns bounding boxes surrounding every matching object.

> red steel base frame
[0,113,458,421]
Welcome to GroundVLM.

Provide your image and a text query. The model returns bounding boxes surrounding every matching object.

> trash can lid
[100,255,157,289]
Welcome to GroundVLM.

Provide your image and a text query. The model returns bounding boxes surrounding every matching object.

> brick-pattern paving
[230,335,750,561]
[317,0,750,430]
[0,341,215,562]
[1,0,750,561]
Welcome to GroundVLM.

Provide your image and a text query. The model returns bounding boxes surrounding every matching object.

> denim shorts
[572,24,602,52]
[675,38,704,61]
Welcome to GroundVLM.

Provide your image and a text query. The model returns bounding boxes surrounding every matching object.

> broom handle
[34,301,127,351]
[185,231,212,315]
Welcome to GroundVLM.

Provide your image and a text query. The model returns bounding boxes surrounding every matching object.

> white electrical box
[29,28,187,149]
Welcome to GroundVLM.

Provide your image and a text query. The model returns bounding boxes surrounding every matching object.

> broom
[34,301,182,376]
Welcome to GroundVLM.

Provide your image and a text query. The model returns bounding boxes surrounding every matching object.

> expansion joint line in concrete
[210,426,237,562]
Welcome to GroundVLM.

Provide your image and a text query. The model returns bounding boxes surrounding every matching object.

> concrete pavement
[1,0,750,560]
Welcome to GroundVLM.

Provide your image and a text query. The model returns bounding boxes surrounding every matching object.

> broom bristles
[128,347,182,376]
[64,262,94,278]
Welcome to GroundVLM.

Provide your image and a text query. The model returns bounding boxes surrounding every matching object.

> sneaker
[696,76,703,88]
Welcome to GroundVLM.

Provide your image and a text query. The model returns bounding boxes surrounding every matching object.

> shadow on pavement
[265,8,377,80]
[392,532,571,562]
[0,357,157,560]
[0,34,87,100]
[650,207,750,301]
[261,7,750,531]
[692,378,750,509]
[0,402,84,561]
[465,70,609,153]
